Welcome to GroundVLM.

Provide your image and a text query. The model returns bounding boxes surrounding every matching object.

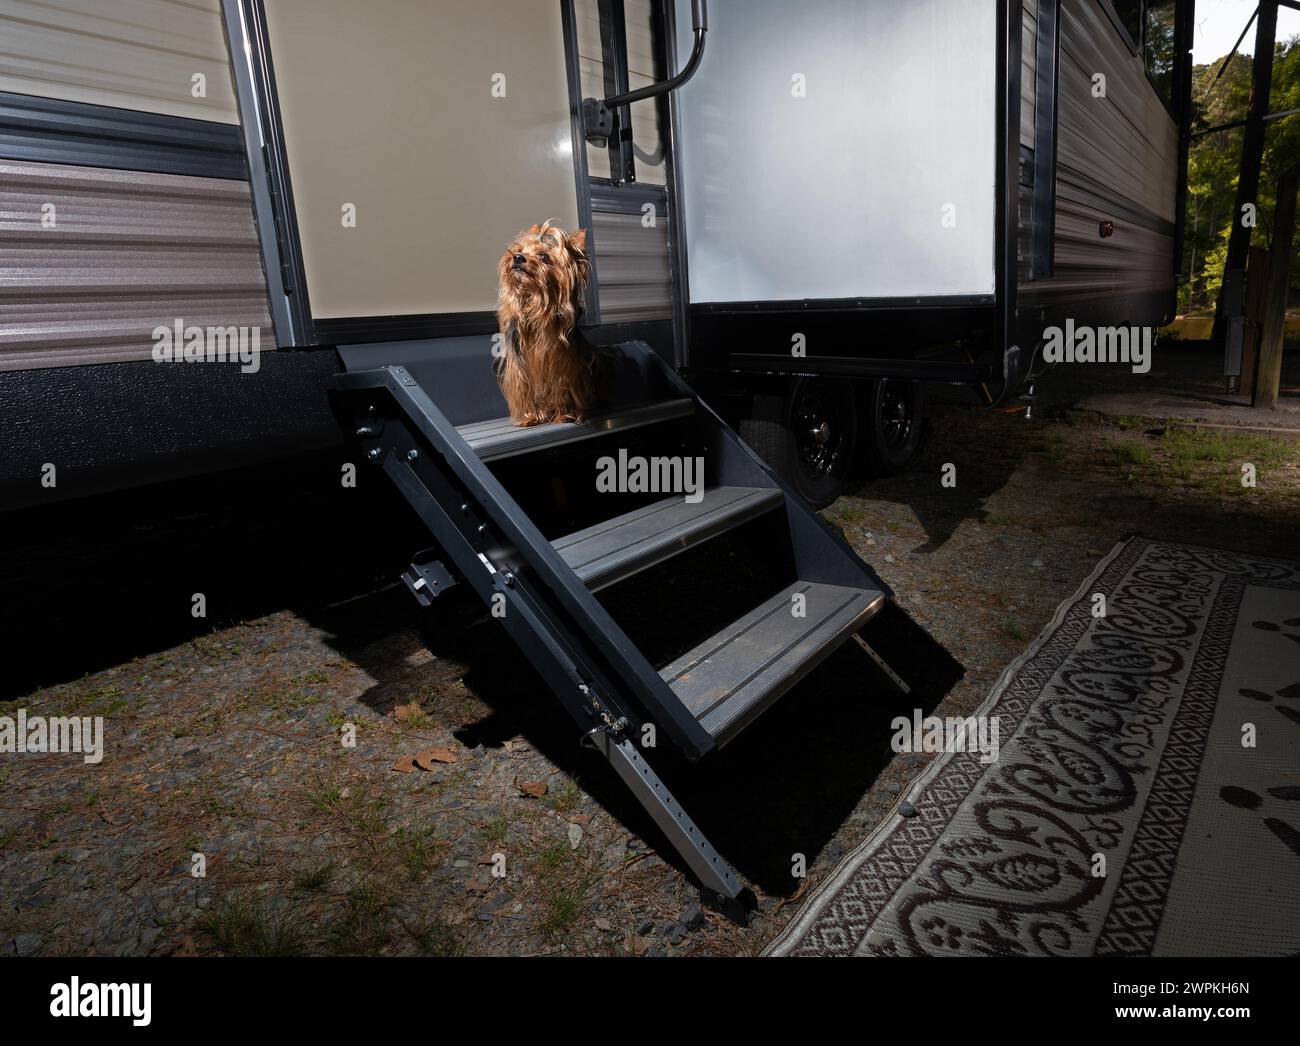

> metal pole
[1216,0,1279,380]
[1254,169,1298,408]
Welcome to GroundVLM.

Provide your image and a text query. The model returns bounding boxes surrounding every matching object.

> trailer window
[1144,1,1177,106]
[1111,1,1142,49]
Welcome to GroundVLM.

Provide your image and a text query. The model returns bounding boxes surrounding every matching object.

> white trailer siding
[674,0,999,304]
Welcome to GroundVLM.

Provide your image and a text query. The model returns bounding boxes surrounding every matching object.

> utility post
[1217,0,1279,388]
[1254,166,1297,409]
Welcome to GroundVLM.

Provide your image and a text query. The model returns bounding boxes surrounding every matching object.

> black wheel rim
[793,382,846,479]
[879,379,915,452]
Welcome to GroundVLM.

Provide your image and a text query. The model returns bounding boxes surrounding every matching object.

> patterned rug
[767,537,1300,957]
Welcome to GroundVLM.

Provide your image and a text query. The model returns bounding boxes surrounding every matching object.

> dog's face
[498,222,589,312]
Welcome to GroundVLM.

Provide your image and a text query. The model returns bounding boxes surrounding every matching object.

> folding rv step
[456,398,694,462]
[554,486,784,592]
[661,581,884,745]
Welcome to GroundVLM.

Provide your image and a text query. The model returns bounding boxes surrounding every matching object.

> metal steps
[333,345,905,922]
[457,398,694,462]
[661,580,884,745]
[554,486,783,591]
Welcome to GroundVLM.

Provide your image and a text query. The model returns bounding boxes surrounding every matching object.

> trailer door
[672,0,999,305]
[223,0,581,347]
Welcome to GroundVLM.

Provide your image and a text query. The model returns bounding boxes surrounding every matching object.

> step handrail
[582,0,707,142]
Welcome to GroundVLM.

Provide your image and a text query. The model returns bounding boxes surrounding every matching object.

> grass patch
[1113,441,1153,466]
[326,880,391,955]
[1162,428,1294,470]
[543,778,584,816]
[537,881,589,940]
[293,859,337,893]
[199,896,308,957]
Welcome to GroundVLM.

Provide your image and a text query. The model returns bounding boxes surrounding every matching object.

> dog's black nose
[512,253,526,268]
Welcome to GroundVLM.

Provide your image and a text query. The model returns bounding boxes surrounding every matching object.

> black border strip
[312,312,498,345]
[0,91,246,180]
[1031,0,1062,279]
[694,294,996,314]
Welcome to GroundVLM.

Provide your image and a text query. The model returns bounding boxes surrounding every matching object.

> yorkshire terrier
[496,221,606,426]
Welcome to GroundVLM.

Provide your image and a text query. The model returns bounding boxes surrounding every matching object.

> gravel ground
[2,344,1297,957]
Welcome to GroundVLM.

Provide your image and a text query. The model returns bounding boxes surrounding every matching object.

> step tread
[457,398,694,461]
[661,580,884,745]
[554,486,783,591]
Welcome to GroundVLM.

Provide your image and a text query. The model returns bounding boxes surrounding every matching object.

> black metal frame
[1172,0,1196,281]
[560,0,602,325]
[598,0,638,184]
[1031,0,1062,280]
[663,0,693,370]
[0,91,246,179]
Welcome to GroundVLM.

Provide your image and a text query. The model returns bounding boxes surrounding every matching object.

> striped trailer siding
[1020,0,1178,318]
[0,159,274,371]
[590,189,673,323]
[0,0,238,124]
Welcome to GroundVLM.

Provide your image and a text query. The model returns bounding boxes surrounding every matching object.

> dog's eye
[538,252,550,263]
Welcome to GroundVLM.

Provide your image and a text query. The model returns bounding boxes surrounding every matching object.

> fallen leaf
[569,813,591,825]
[393,700,424,723]
[174,935,198,957]
[516,777,547,798]
[465,878,493,894]
[391,755,417,774]
[594,917,613,932]
[414,746,457,770]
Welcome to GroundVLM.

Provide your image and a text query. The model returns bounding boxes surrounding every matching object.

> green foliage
[1184,37,1300,313]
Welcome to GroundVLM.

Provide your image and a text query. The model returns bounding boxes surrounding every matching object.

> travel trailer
[0,0,1193,916]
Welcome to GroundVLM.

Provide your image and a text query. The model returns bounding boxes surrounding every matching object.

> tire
[861,378,926,477]
[738,378,858,509]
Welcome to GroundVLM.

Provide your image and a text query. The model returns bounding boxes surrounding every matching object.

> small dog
[496,221,605,426]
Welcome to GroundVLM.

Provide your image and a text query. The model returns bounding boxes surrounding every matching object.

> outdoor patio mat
[767,536,1300,956]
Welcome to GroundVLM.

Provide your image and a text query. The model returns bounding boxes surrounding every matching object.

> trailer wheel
[862,379,925,477]
[739,378,857,509]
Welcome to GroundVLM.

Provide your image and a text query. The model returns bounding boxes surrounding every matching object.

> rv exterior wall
[673,0,999,303]
[0,0,238,123]
[1019,0,1178,319]
[259,0,580,321]
[0,160,273,371]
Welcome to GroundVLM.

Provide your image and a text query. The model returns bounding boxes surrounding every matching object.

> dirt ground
[2,343,1297,957]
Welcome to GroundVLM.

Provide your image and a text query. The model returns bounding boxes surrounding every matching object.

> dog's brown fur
[494,221,605,426]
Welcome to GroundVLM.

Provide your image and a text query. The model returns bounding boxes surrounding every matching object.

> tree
[1183,37,1300,314]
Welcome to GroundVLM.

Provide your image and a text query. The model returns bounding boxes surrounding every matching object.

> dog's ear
[567,228,588,254]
